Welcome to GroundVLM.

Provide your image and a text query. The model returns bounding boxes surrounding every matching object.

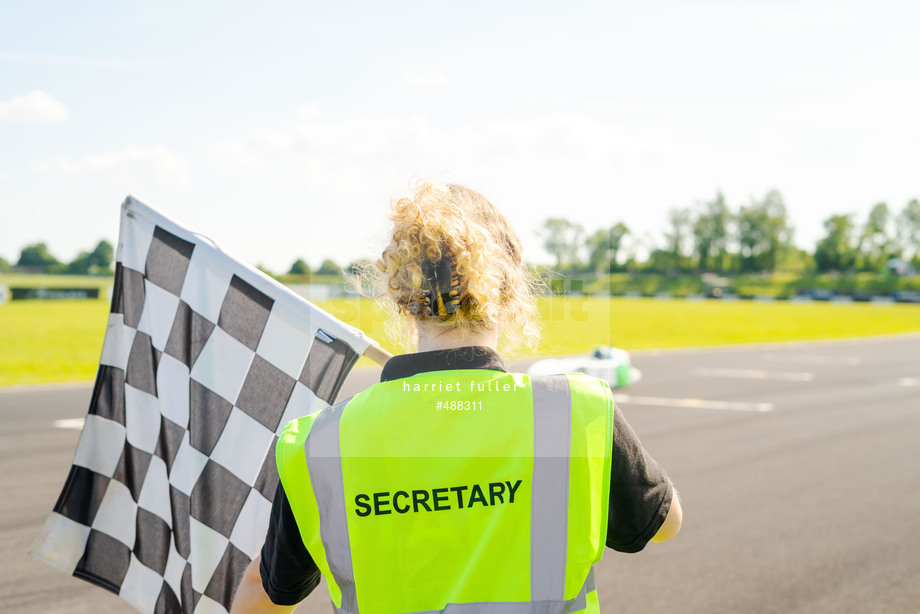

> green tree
[17,243,61,272]
[89,240,114,270]
[736,190,793,272]
[68,240,114,275]
[539,218,584,271]
[814,214,858,272]
[587,223,629,273]
[897,199,920,264]
[315,259,342,277]
[0,255,10,272]
[66,240,115,275]
[778,246,815,273]
[663,206,693,272]
[67,252,94,274]
[645,248,681,273]
[692,192,730,272]
[288,258,311,276]
[858,202,897,270]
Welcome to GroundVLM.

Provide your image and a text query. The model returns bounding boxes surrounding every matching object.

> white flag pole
[363,343,393,366]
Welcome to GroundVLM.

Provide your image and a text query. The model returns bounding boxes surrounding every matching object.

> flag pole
[363,343,393,367]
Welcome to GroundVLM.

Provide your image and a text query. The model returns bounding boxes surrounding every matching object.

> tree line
[1,240,114,275]
[4,192,918,279]
[540,191,920,275]
[0,240,350,280]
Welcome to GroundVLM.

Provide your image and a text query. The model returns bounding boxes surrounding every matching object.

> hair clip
[421,249,461,317]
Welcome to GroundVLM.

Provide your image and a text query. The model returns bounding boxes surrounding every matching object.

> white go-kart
[526,346,642,389]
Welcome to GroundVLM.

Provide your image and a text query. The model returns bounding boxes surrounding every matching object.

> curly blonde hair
[349,179,542,356]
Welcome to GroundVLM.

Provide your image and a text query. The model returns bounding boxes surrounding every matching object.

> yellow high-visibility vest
[276,370,613,613]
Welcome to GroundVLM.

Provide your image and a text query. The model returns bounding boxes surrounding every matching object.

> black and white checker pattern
[29,196,372,614]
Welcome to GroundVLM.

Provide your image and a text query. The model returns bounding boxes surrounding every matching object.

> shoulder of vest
[557,371,613,394]
[557,372,614,415]
[277,411,317,466]
[276,395,350,463]
[278,394,355,441]
[279,411,317,443]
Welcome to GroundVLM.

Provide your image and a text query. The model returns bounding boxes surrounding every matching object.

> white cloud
[401,70,449,88]
[205,138,262,170]
[0,91,69,122]
[297,104,322,123]
[0,52,175,72]
[32,145,190,188]
[205,129,294,170]
[293,107,676,163]
[206,108,677,190]
[297,113,432,158]
[198,108,681,269]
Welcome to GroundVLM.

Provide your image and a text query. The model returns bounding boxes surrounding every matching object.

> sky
[2,0,919,271]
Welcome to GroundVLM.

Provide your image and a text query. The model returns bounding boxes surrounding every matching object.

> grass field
[0,300,111,386]
[2,296,918,387]
[0,273,114,290]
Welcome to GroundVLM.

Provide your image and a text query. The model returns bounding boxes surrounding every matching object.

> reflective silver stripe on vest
[530,375,572,602]
[304,398,359,613]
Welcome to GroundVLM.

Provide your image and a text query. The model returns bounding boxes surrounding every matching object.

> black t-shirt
[260,346,673,605]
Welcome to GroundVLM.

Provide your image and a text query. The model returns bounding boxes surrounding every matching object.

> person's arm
[650,487,682,542]
[232,484,322,611]
[607,407,681,552]
[230,554,298,614]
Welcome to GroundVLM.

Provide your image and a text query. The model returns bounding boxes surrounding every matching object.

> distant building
[886,258,916,276]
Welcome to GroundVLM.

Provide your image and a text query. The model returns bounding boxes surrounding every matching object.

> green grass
[0,273,113,290]
[2,297,918,387]
[592,298,920,350]
[239,296,920,358]
[0,300,111,386]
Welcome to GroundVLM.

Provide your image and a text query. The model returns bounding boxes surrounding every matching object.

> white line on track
[764,354,861,365]
[695,368,815,382]
[898,378,920,387]
[614,394,774,413]
[53,418,85,430]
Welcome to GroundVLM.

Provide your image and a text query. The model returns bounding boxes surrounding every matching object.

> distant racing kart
[526,346,642,389]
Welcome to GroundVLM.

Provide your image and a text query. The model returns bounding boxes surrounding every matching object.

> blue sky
[2,1,919,270]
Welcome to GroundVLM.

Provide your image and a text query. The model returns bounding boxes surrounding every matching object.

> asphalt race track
[2,334,918,613]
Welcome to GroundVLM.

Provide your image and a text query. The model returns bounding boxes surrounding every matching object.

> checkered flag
[29,196,377,613]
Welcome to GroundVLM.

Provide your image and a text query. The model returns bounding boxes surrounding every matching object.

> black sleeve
[259,482,322,605]
[606,405,674,553]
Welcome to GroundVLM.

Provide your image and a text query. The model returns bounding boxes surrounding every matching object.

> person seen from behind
[231,179,682,613]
